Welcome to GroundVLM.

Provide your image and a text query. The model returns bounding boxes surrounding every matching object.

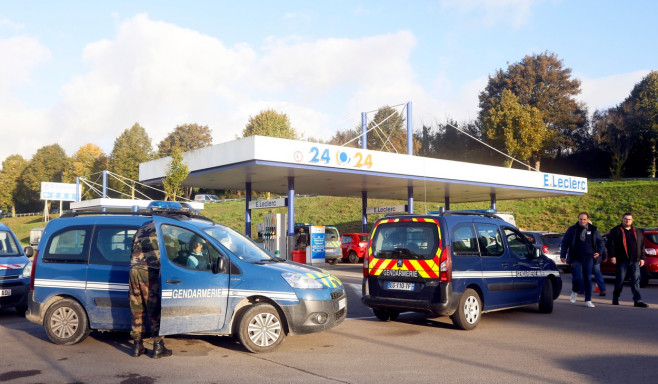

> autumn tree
[162,148,189,201]
[481,90,549,167]
[19,144,68,211]
[157,123,213,157]
[242,109,299,139]
[109,123,154,197]
[592,105,636,179]
[478,52,586,169]
[0,154,28,215]
[623,71,658,177]
[63,143,106,183]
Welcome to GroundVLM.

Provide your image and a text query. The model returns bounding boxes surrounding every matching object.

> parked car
[0,223,33,316]
[362,211,562,330]
[340,233,369,263]
[601,228,658,288]
[194,194,221,203]
[522,231,566,270]
[324,226,342,265]
[26,201,346,352]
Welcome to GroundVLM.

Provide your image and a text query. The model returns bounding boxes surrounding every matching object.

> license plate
[387,282,414,291]
[338,298,346,310]
[0,289,10,297]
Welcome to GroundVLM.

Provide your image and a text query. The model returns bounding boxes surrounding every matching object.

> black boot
[151,339,172,359]
[132,338,145,357]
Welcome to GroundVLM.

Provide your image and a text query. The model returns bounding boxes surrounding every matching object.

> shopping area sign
[40,182,79,201]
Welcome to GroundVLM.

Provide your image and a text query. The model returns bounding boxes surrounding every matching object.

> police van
[26,202,346,353]
[0,223,32,316]
[362,211,561,330]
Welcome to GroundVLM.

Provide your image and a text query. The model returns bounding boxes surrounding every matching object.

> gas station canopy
[139,135,587,204]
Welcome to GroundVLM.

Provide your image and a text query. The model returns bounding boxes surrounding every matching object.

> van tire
[44,299,90,345]
[538,279,554,313]
[348,251,359,264]
[238,303,286,353]
[450,288,481,330]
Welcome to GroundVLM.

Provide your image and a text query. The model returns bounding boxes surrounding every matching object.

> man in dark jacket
[560,212,605,308]
[607,213,648,307]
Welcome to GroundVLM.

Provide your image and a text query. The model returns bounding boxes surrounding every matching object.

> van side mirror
[24,246,34,258]
[212,256,226,274]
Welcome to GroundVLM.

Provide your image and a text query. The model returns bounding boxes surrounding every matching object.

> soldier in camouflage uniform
[129,221,172,358]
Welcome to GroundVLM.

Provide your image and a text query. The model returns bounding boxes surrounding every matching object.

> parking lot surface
[1,264,657,383]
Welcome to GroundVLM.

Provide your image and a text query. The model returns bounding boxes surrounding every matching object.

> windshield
[202,225,276,263]
[371,222,438,260]
[325,227,339,241]
[0,230,21,256]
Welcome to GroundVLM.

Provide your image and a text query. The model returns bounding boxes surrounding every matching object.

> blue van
[27,203,346,352]
[0,223,32,316]
[362,212,561,329]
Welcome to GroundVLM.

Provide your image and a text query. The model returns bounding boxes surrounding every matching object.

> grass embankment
[3,180,657,246]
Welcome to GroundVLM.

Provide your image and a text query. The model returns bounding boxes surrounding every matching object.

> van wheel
[373,309,400,321]
[348,251,359,264]
[538,279,554,313]
[326,259,338,265]
[44,299,90,345]
[450,288,481,330]
[238,303,286,353]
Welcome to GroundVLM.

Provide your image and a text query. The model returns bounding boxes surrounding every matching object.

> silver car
[522,231,566,270]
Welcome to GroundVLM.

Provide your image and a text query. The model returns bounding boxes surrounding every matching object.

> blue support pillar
[245,182,252,237]
[407,101,413,155]
[408,186,414,214]
[287,177,295,238]
[102,170,108,198]
[490,192,497,211]
[362,191,368,233]
[361,112,367,150]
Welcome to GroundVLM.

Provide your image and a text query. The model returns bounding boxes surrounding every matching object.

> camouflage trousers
[129,267,162,341]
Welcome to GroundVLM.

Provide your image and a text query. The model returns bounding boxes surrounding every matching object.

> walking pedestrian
[129,221,173,358]
[560,212,606,308]
[607,213,648,307]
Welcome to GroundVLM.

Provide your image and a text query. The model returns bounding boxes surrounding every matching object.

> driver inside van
[186,236,210,270]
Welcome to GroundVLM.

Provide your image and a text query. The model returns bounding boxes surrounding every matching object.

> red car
[340,233,370,263]
[601,228,658,288]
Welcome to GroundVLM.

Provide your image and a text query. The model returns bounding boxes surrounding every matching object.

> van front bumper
[280,291,347,335]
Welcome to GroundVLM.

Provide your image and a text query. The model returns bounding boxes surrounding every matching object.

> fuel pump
[258,213,288,258]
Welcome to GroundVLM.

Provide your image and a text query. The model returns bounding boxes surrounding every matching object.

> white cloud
[440,0,537,28]
[577,70,650,114]
[0,35,51,96]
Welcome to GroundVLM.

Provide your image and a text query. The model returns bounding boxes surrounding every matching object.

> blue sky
[1,0,657,162]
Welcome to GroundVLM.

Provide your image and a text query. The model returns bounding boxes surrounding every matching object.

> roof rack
[439,210,502,220]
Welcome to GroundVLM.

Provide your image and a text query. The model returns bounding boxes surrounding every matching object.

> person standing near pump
[129,221,173,358]
[560,212,605,308]
[296,227,308,251]
[607,213,648,308]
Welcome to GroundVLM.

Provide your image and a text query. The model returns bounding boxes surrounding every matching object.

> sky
[1,0,657,163]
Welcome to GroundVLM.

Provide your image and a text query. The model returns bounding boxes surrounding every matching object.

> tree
[20,144,68,211]
[162,148,189,201]
[478,52,586,169]
[624,71,658,177]
[365,106,421,154]
[242,109,299,139]
[0,154,28,215]
[592,105,635,179]
[157,123,213,157]
[109,123,154,197]
[482,90,549,167]
[63,143,106,183]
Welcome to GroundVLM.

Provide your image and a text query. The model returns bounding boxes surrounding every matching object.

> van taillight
[29,250,39,290]
[363,255,369,277]
[439,245,452,282]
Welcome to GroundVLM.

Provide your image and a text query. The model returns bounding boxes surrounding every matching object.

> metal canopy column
[362,191,368,233]
[406,101,413,155]
[490,192,497,211]
[408,186,414,214]
[287,177,295,260]
[245,182,252,237]
[445,184,451,211]
[361,112,367,150]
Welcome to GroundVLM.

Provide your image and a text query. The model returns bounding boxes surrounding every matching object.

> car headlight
[282,272,323,289]
[21,262,32,279]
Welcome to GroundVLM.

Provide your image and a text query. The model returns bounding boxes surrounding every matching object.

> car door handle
[166,279,182,284]
[501,264,509,267]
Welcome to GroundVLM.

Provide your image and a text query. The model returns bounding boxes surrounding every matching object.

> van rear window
[371,221,438,260]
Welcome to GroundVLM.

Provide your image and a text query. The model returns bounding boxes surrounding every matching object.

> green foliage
[157,123,213,157]
[592,105,636,179]
[482,90,550,167]
[242,109,298,139]
[163,148,189,201]
[478,52,586,164]
[0,154,28,214]
[62,143,106,183]
[624,71,658,177]
[20,144,67,211]
[109,123,154,197]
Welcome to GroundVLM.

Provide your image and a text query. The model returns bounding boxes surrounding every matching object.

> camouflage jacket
[130,221,161,270]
